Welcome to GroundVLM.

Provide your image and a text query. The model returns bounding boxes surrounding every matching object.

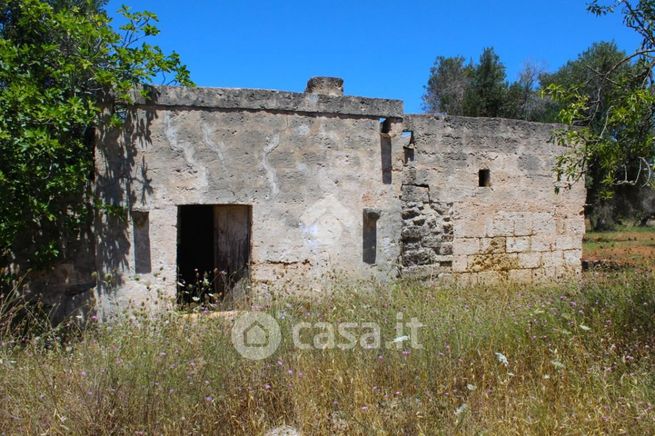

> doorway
[177,205,251,304]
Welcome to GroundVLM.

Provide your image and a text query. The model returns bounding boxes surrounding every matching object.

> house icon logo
[231,312,281,360]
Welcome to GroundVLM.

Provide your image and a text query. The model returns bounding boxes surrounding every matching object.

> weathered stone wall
[400,115,586,284]
[94,84,406,316]
[91,81,587,317]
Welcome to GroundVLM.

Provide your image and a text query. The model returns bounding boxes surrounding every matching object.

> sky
[107,0,642,113]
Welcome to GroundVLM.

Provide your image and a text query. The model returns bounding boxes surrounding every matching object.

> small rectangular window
[380,118,392,185]
[132,211,151,274]
[479,169,491,187]
[363,208,381,264]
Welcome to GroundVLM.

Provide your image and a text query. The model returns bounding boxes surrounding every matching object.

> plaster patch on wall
[262,134,281,198]
[201,122,225,165]
[294,124,311,137]
[163,111,209,193]
[300,195,357,249]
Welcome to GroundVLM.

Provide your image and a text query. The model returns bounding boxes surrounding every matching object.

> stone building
[86,77,584,316]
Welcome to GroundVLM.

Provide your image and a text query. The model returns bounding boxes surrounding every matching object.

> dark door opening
[177,205,251,305]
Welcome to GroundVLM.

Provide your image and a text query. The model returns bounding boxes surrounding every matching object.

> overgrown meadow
[1,266,655,434]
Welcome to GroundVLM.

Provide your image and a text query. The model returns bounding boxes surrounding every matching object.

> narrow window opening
[380,118,392,134]
[478,169,491,187]
[403,147,415,164]
[363,208,381,264]
[401,130,414,165]
[132,211,151,274]
[380,118,392,184]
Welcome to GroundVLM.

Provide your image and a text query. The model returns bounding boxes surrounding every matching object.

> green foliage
[0,0,192,273]
[423,48,554,121]
[462,48,508,117]
[422,56,473,115]
[544,5,655,199]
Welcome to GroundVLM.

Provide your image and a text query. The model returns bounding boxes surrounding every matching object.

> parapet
[130,77,403,119]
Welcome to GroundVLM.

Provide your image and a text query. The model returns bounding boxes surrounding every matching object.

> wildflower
[205,395,214,403]
[264,383,272,390]
[287,369,293,376]
[395,391,401,396]
[495,352,509,367]
[361,405,369,411]
[551,360,565,370]
[402,350,410,357]
[455,403,469,416]
[80,370,87,377]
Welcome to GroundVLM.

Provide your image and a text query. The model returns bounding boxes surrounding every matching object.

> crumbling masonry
[41,77,587,317]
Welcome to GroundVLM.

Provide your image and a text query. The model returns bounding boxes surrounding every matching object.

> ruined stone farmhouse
[85,77,585,316]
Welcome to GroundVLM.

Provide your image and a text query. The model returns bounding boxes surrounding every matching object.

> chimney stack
[305,77,344,97]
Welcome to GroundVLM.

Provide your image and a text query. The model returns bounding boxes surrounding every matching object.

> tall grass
[1,272,655,434]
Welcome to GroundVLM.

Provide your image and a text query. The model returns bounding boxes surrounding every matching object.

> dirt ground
[583,226,655,271]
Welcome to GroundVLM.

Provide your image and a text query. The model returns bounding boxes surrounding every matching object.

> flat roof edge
[130,85,404,119]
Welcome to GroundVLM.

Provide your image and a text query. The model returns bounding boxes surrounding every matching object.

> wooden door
[214,205,251,295]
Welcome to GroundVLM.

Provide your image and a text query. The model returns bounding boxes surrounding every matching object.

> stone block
[486,217,514,237]
[563,249,582,266]
[513,215,533,236]
[438,243,453,255]
[477,271,503,284]
[454,219,487,238]
[508,269,532,282]
[506,236,530,253]
[402,185,429,203]
[565,217,585,235]
[452,255,468,272]
[412,216,426,226]
[433,255,454,264]
[518,252,541,269]
[555,219,566,235]
[480,237,506,254]
[456,272,479,286]
[555,236,580,251]
[541,251,564,268]
[422,235,442,249]
[402,248,434,266]
[401,207,421,219]
[452,238,480,256]
[430,202,450,215]
[401,225,427,240]
[401,265,442,280]
[530,235,553,252]
[532,213,556,234]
